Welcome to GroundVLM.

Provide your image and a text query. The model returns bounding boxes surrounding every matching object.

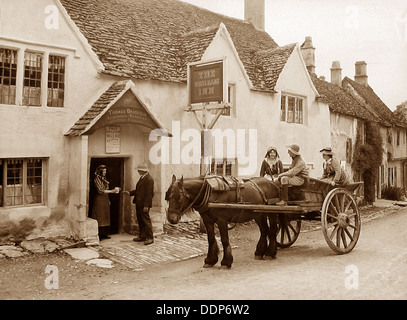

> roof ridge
[255,43,297,55]
[181,23,221,37]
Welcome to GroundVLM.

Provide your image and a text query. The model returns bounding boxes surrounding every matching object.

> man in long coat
[130,163,155,245]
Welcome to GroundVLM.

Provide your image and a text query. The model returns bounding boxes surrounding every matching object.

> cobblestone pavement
[98,221,216,271]
[98,200,405,271]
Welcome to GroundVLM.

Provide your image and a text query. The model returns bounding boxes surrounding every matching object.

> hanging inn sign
[189,58,226,104]
[186,58,230,176]
[186,58,229,127]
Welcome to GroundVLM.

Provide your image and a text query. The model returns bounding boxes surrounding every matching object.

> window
[281,94,304,124]
[1,47,67,107]
[210,158,235,176]
[23,51,43,106]
[47,55,65,107]
[388,167,394,186]
[1,158,44,207]
[0,48,18,104]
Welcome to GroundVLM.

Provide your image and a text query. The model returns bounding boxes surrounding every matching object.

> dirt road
[1,206,406,300]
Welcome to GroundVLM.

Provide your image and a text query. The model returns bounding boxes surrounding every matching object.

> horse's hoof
[220,265,231,270]
[203,264,214,268]
[264,255,276,260]
[254,255,263,260]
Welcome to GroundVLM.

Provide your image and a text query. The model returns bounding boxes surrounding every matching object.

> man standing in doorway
[130,163,155,245]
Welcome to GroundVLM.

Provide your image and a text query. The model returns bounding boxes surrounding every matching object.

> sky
[181,0,407,110]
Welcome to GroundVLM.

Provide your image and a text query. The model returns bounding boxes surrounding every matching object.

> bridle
[167,179,210,217]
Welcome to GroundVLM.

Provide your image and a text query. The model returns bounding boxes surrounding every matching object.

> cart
[207,177,363,254]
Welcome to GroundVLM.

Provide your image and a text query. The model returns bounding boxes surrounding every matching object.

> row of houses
[0,0,406,242]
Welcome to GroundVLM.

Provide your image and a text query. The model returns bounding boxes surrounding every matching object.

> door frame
[89,157,124,234]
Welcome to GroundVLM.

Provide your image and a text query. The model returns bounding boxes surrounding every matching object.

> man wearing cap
[276,144,309,206]
[319,147,351,186]
[129,163,155,245]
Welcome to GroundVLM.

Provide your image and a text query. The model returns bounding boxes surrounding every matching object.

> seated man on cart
[275,144,309,206]
[319,147,351,187]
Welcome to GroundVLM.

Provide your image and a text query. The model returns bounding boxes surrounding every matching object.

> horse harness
[179,177,268,216]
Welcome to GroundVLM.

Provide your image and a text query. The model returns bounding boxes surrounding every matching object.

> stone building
[1,0,338,242]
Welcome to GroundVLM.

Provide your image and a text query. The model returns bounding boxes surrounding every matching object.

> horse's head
[165,175,190,224]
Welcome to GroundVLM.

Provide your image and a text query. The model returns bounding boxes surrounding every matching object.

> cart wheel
[321,188,361,254]
[276,214,301,248]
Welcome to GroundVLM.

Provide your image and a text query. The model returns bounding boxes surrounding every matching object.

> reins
[179,179,210,215]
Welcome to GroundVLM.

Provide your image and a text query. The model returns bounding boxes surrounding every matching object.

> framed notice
[188,58,227,105]
[106,126,121,154]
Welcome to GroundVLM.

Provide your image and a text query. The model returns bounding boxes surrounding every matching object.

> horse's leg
[217,219,233,269]
[202,214,219,268]
[254,215,268,260]
[264,214,278,260]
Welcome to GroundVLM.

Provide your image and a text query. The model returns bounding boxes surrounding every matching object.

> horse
[165,175,280,269]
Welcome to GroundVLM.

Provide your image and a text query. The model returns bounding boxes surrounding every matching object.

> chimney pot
[300,36,316,74]
[330,61,342,87]
[354,61,368,86]
[244,0,265,31]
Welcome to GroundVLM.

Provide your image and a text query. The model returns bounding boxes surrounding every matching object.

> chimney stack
[330,61,342,86]
[244,0,265,31]
[300,36,316,74]
[354,61,368,87]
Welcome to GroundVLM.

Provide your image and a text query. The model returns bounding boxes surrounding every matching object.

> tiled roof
[59,0,283,91]
[310,74,379,122]
[342,77,405,127]
[65,80,172,136]
[252,44,297,92]
[65,81,128,136]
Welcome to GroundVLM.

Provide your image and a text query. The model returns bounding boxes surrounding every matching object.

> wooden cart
[208,178,363,254]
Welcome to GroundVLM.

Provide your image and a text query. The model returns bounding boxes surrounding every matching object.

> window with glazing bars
[47,55,65,107]
[0,48,18,105]
[23,51,43,106]
[211,158,235,176]
[1,158,43,207]
[280,94,304,124]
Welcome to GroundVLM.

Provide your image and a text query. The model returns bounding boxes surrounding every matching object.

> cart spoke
[344,199,353,212]
[330,224,339,240]
[287,222,298,234]
[327,213,338,221]
[344,227,354,242]
[333,194,341,213]
[329,202,339,217]
[348,224,357,230]
[339,193,345,213]
[341,229,348,248]
[280,224,285,243]
[285,225,292,242]
[336,227,341,247]
[327,221,338,229]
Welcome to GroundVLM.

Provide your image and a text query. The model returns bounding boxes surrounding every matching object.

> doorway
[89,157,124,234]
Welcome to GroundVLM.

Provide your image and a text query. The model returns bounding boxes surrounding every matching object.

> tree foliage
[352,121,384,204]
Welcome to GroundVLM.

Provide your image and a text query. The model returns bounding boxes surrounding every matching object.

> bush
[381,184,405,201]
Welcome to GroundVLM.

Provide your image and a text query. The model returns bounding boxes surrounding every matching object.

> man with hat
[129,162,155,245]
[319,147,351,186]
[276,144,309,206]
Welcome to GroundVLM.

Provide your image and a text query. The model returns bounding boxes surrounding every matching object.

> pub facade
[0,0,332,242]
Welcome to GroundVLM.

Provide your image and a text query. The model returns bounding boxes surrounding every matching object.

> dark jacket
[260,158,283,177]
[322,157,351,186]
[130,173,154,207]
